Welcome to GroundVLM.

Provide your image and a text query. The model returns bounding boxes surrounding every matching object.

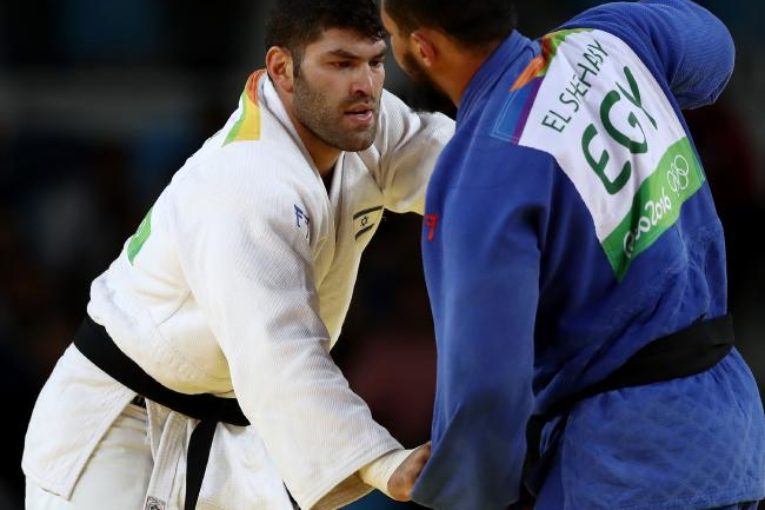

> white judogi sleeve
[366,90,454,214]
[170,143,400,510]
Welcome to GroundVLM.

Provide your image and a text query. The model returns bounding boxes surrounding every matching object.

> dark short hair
[265,0,387,56]
[383,0,516,50]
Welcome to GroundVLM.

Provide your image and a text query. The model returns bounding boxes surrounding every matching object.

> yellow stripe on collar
[224,69,265,145]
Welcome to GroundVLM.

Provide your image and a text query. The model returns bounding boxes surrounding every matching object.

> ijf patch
[144,497,166,510]
[294,204,311,241]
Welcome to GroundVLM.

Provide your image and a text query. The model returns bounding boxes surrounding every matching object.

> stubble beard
[293,75,379,153]
[401,50,450,107]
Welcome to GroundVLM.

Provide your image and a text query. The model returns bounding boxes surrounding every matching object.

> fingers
[387,442,432,501]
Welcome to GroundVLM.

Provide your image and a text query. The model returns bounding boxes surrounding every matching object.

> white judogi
[22,71,453,510]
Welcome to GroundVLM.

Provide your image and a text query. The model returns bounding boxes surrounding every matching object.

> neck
[437,41,501,107]
[291,116,341,175]
[276,87,340,176]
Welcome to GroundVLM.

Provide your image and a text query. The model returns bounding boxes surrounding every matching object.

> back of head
[265,0,387,57]
[383,0,516,51]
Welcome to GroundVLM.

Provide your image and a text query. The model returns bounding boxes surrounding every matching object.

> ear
[410,30,438,68]
[266,46,295,94]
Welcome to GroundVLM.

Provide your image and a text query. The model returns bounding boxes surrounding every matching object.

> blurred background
[1,0,763,508]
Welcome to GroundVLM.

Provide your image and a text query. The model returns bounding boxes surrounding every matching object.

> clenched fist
[387,442,431,501]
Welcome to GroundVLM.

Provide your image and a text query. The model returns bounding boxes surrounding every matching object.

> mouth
[344,104,376,125]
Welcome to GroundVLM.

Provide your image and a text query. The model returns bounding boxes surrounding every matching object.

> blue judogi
[412,1,765,509]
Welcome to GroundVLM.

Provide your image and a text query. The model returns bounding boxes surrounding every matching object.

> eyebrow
[326,48,387,60]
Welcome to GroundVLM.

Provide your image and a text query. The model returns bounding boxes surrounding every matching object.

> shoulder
[163,139,324,230]
[183,139,313,192]
[376,89,454,139]
[435,126,555,192]
[378,88,414,117]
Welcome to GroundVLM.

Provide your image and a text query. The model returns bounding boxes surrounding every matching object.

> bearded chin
[401,51,450,110]
[293,76,378,152]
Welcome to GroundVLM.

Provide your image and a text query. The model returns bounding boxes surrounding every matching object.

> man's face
[292,28,386,153]
[381,8,442,96]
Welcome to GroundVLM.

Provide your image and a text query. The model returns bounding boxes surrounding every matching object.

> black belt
[519,314,735,507]
[74,316,249,510]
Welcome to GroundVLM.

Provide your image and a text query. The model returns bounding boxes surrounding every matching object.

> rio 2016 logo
[622,187,672,259]
[621,154,691,259]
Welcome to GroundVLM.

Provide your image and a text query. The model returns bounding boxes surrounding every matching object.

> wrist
[358,448,413,497]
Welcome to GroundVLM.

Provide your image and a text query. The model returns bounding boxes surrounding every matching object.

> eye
[333,61,353,69]
[370,58,385,68]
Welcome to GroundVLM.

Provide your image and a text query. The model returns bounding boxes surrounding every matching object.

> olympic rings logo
[666,154,690,193]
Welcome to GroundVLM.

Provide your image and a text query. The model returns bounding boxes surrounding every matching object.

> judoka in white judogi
[22,70,453,510]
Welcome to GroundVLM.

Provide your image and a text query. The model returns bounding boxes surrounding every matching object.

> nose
[350,65,376,98]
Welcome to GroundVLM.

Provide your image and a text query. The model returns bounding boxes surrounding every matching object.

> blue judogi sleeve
[411,2,737,509]
[412,139,546,510]
[562,0,735,109]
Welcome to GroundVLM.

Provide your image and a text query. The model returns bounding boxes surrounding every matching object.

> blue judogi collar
[458,30,531,124]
